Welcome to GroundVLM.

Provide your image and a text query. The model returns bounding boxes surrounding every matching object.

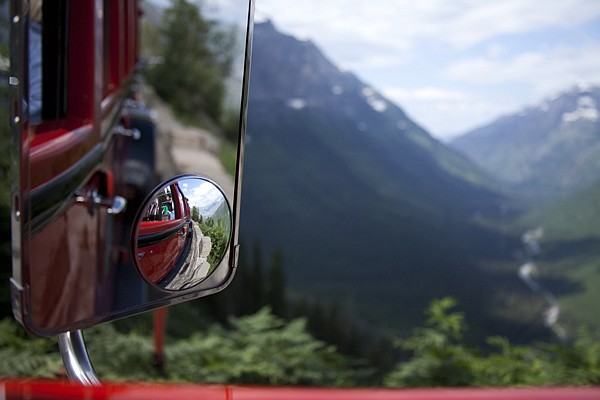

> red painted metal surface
[136,183,192,283]
[28,192,101,331]
[29,123,96,189]
[2,381,600,400]
[14,0,140,335]
[27,1,136,190]
[153,308,169,370]
[139,219,187,235]
[137,224,187,283]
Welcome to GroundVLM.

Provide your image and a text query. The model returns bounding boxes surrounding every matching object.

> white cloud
[385,86,467,102]
[445,42,600,95]
[383,86,512,140]
[437,0,600,47]
[256,0,600,51]
[182,180,226,216]
[254,0,600,139]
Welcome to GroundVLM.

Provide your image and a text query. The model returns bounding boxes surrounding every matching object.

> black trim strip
[28,143,104,234]
[138,219,188,247]
[157,225,193,287]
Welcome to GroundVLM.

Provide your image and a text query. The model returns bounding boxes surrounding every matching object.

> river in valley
[518,228,568,343]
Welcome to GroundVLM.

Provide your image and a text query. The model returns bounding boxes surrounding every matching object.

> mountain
[240,21,545,341]
[451,85,600,200]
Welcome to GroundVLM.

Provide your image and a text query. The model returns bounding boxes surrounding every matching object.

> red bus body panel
[13,0,141,334]
[137,183,191,283]
[2,381,600,400]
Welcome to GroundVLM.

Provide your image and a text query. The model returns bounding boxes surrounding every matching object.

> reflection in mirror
[134,176,232,291]
[9,0,252,335]
[142,0,251,203]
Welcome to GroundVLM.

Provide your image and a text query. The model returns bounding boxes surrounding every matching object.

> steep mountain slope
[451,86,600,199]
[240,21,542,340]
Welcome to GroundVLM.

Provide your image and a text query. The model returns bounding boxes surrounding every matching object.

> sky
[181,178,228,217]
[249,0,600,141]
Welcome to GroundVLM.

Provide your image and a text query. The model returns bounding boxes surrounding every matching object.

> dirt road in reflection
[143,86,234,201]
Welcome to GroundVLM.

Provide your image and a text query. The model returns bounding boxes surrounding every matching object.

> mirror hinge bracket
[74,189,127,215]
[112,125,141,140]
[9,278,27,325]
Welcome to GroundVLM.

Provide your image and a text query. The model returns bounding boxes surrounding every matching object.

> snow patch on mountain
[287,98,307,110]
[331,85,344,95]
[562,95,599,123]
[362,86,388,113]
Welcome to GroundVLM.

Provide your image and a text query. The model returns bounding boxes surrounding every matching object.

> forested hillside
[241,21,540,342]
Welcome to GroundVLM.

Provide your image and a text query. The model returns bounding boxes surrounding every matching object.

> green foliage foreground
[0,301,598,386]
[384,297,600,387]
[0,308,355,386]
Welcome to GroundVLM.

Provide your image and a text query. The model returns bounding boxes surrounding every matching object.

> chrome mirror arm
[57,330,101,386]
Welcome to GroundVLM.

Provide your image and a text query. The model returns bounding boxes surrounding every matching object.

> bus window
[40,0,68,121]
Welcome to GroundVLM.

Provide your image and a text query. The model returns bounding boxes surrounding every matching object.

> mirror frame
[9,0,255,336]
[131,175,233,291]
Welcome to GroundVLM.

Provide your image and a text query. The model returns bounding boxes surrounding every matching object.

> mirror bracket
[9,278,25,327]
[57,330,101,386]
[74,189,127,215]
[112,125,141,141]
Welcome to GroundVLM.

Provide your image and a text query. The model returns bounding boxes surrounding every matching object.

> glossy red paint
[137,224,187,283]
[2,381,600,400]
[28,195,100,330]
[28,0,137,189]
[29,123,96,188]
[13,0,141,335]
[137,183,192,283]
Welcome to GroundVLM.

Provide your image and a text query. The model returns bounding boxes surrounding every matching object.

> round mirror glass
[133,176,232,291]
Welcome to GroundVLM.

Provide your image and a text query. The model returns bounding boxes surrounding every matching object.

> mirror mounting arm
[57,330,101,386]
[74,189,127,215]
[112,125,141,140]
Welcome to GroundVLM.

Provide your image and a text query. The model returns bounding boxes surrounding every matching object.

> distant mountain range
[451,85,600,200]
[451,85,600,333]
[240,21,544,341]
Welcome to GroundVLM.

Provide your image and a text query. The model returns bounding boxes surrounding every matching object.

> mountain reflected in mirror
[133,176,232,291]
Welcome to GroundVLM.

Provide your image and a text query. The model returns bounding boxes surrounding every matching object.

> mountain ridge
[240,21,543,340]
[451,85,600,200]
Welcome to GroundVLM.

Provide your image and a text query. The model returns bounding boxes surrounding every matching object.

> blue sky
[251,0,600,140]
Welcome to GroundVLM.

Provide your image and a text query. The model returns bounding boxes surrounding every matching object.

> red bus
[5,1,599,398]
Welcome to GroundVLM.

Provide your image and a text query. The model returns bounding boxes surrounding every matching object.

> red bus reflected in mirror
[133,176,232,291]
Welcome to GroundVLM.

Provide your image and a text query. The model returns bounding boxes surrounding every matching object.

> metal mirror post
[58,331,101,386]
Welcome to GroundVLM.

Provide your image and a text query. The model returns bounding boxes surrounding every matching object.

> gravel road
[142,86,235,201]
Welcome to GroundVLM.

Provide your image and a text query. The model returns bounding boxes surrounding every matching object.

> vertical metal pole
[57,330,101,386]
[153,307,168,372]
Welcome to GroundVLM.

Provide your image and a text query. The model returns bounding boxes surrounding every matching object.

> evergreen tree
[384,297,600,387]
[165,308,357,385]
[146,0,235,122]
[248,240,264,312]
[266,246,287,317]
[384,297,477,387]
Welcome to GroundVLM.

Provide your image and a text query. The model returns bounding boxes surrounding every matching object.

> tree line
[0,234,599,385]
[142,0,240,144]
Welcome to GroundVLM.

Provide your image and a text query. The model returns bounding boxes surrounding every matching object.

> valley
[240,21,569,344]
[453,89,600,336]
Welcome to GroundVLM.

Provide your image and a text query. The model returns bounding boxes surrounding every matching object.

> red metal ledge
[2,380,600,400]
